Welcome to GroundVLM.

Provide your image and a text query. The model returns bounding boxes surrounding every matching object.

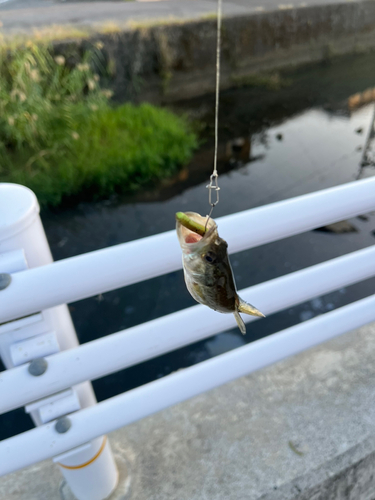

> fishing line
[205,0,222,231]
[175,0,265,332]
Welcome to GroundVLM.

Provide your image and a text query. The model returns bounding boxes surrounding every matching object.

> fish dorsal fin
[233,310,246,335]
[237,297,265,318]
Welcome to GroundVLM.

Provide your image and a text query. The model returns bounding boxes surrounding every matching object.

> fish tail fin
[233,310,246,335]
[238,297,265,318]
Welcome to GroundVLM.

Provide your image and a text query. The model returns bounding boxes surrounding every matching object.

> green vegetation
[0,43,197,206]
[0,15,207,48]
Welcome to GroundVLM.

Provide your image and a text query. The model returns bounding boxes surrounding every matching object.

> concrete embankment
[103,0,375,103]
[2,1,375,102]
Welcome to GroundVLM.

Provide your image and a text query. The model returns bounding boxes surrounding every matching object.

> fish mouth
[176,212,217,252]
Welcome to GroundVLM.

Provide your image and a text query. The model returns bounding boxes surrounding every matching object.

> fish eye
[204,251,216,263]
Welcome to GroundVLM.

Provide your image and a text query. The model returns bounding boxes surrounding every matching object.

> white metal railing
[2,293,375,476]
[1,177,375,324]
[1,177,375,484]
[2,244,375,414]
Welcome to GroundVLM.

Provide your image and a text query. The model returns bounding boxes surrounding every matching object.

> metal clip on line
[206,173,220,207]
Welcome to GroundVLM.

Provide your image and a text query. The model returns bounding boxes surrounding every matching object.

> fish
[176,211,265,334]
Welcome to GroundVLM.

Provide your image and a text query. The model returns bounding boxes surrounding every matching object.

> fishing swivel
[205,172,220,227]
[206,172,220,207]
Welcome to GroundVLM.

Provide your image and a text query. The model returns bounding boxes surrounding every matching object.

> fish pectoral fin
[238,297,265,318]
[234,310,246,335]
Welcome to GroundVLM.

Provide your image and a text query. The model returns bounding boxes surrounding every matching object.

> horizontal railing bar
[1,293,375,476]
[1,177,375,324]
[1,244,375,414]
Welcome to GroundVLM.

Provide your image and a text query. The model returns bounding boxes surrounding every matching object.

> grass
[0,27,93,48]
[0,13,214,48]
[0,43,197,206]
[7,103,197,206]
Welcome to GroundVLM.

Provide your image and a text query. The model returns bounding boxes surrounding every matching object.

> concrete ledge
[2,320,375,499]
[259,436,375,500]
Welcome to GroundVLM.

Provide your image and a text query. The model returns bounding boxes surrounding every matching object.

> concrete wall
[61,1,375,103]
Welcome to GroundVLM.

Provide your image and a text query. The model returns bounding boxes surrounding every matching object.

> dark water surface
[2,53,375,439]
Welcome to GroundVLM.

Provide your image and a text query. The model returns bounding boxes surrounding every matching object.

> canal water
[2,52,375,439]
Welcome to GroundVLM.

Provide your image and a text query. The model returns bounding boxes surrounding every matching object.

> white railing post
[0,183,118,500]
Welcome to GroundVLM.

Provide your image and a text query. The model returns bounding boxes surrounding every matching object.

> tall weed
[0,43,197,206]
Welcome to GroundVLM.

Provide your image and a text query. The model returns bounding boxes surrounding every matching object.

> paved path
[0,0,366,36]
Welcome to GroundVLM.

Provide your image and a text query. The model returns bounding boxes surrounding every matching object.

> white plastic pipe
[1,177,375,324]
[53,437,118,500]
[1,244,375,414]
[1,293,375,477]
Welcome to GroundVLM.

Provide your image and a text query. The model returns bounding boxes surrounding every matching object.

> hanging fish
[176,211,265,334]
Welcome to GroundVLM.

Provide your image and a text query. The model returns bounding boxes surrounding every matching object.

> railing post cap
[0,183,39,242]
